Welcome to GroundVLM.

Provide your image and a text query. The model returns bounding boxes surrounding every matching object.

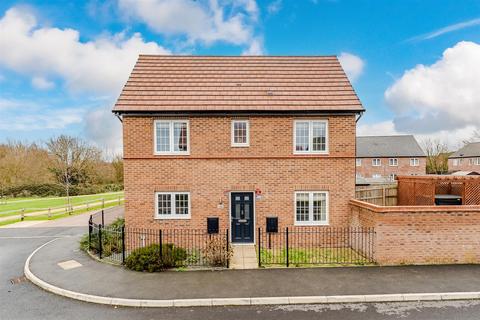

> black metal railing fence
[88,216,230,269]
[257,227,375,267]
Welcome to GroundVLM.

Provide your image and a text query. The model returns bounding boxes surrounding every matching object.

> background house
[449,142,480,173]
[356,135,426,184]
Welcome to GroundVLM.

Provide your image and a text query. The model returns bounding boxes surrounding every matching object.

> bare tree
[111,154,124,184]
[46,136,101,209]
[423,138,450,174]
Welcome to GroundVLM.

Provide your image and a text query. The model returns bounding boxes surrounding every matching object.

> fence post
[101,209,105,226]
[21,208,25,221]
[98,224,103,259]
[48,208,52,219]
[118,196,121,205]
[258,228,261,268]
[226,229,229,268]
[88,215,92,251]
[121,226,126,264]
[102,198,105,209]
[382,186,386,206]
[286,227,289,267]
[159,229,163,262]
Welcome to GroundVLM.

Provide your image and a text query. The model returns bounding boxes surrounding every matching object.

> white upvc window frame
[293,120,329,155]
[389,158,398,166]
[154,192,191,220]
[473,157,480,165]
[231,120,250,147]
[153,120,190,155]
[356,159,362,167]
[372,173,382,179]
[372,158,381,166]
[294,191,329,226]
[410,158,420,166]
[452,159,459,166]
[389,173,397,181]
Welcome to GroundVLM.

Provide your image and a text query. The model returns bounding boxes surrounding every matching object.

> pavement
[230,244,258,269]
[3,214,480,319]
[26,230,480,306]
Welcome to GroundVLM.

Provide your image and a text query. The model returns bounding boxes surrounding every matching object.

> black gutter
[112,109,365,117]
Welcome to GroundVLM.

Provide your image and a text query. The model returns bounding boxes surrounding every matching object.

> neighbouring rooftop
[356,135,425,158]
[450,142,480,158]
[113,55,364,114]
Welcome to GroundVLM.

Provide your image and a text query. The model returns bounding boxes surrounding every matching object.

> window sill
[154,215,191,220]
[293,151,329,155]
[231,144,250,148]
[154,152,190,156]
[294,222,329,226]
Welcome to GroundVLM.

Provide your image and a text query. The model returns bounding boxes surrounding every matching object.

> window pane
[156,122,170,152]
[296,193,309,222]
[295,122,309,151]
[158,194,171,215]
[175,194,189,215]
[313,193,326,222]
[173,122,188,152]
[312,122,326,151]
[233,121,247,144]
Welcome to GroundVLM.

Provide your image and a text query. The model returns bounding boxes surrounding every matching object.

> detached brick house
[356,135,426,184]
[449,142,480,173]
[113,55,364,244]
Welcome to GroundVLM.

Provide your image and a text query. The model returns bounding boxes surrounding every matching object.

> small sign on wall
[255,188,262,200]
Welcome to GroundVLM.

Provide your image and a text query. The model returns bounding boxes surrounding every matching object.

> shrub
[203,237,233,267]
[3,183,124,198]
[125,244,187,272]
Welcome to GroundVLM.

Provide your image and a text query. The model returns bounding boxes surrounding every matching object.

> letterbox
[266,217,278,233]
[207,217,219,234]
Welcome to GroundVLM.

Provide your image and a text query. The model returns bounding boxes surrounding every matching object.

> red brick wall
[449,157,480,173]
[350,199,480,265]
[123,115,356,234]
[356,157,426,179]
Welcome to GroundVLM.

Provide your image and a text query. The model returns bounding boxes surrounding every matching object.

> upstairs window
[372,158,381,166]
[154,120,189,155]
[389,158,398,166]
[410,158,419,166]
[231,120,250,147]
[471,158,480,165]
[294,120,328,154]
[356,159,362,167]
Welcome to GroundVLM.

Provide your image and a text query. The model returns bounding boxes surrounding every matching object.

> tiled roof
[113,55,364,113]
[356,135,426,157]
[450,142,480,158]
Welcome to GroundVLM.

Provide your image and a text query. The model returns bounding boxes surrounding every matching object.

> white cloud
[118,0,259,48]
[338,52,365,82]
[31,76,54,90]
[84,104,123,155]
[242,37,264,55]
[385,41,480,135]
[408,17,480,42]
[267,0,282,15]
[0,98,84,131]
[0,7,170,95]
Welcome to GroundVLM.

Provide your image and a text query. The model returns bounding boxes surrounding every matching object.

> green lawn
[259,247,374,267]
[0,191,124,216]
[0,199,124,227]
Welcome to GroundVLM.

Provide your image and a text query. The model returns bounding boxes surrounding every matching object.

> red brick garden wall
[350,199,480,265]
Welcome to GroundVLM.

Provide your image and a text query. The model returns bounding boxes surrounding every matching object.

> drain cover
[10,276,27,285]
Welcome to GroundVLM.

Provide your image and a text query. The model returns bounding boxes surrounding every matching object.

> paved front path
[29,235,480,301]
[230,245,258,269]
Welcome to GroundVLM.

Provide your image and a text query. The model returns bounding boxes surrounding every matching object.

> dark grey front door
[231,192,254,243]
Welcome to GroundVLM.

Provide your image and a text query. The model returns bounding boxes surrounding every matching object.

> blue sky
[1,0,480,153]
